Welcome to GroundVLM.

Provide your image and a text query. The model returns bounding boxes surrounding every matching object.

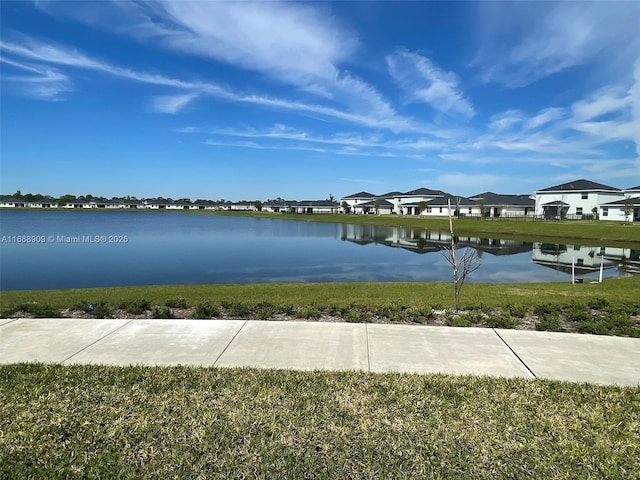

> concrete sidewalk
[1,318,639,386]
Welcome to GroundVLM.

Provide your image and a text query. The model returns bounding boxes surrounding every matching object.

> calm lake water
[1,210,638,290]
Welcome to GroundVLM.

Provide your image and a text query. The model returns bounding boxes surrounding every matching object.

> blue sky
[1,1,639,201]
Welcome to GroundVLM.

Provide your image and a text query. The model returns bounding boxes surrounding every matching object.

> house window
[581,192,588,199]
[439,207,443,213]
[468,208,472,214]
[576,207,583,215]
[602,207,608,217]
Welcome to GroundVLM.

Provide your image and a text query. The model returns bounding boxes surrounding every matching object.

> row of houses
[0,197,256,211]
[2,179,639,221]
[341,188,534,218]
[0,195,343,214]
[340,180,640,222]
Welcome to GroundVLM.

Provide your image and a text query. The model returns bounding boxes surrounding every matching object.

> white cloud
[146,2,409,126]
[567,70,640,164]
[37,1,402,126]
[387,49,474,119]
[152,1,355,84]
[571,86,629,121]
[474,2,640,87]
[0,55,71,99]
[149,93,199,114]
[0,35,425,129]
[0,38,211,91]
[488,110,525,132]
[524,108,565,130]
[630,61,640,160]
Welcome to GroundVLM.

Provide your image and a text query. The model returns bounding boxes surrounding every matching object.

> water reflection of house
[339,224,395,246]
[531,243,619,275]
[339,224,533,256]
[459,237,533,256]
[602,248,640,275]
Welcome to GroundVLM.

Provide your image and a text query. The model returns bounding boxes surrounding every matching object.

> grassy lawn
[1,364,638,479]
[2,277,640,336]
[211,211,640,246]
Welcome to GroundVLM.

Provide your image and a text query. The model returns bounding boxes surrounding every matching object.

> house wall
[598,205,637,222]
[624,190,640,199]
[394,194,439,214]
[489,205,533,217]
[341,196,375,212]
[421,205,480,217]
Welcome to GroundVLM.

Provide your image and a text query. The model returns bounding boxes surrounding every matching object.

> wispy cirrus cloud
[35,1,404,128]
[146,1,356,88]
[0,37,216,91]
[386,48,474,119]
[0,35,425,133]
[0,55,71,99]
[149,93,199,114]
[202,126,420,159]
[474,2,640,87]
[188,123,450,159]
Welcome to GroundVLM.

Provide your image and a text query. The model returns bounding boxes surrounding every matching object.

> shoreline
[3,207,639,246]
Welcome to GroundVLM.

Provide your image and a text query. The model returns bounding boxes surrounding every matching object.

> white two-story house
[534,179,624,220]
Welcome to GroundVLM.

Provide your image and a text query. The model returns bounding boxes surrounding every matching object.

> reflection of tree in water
[618,249,640,275]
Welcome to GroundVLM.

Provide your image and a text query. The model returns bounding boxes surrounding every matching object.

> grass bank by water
[1,364,638,479]
[3,277,639,336]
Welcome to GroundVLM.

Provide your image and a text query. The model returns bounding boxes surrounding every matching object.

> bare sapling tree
[623,196,633,224]
[442,198,480,310]
[441,246,480,311]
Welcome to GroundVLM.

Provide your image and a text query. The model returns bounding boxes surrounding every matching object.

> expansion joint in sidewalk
[213,319,248,366]
[61,320,133,364]
[493,329,537,379]
[365,323,371,373]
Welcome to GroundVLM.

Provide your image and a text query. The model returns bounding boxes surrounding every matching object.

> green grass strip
[2,277,639,312]
[1,364,638,479]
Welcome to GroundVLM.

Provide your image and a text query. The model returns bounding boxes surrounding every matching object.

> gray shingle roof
[358,199,393,208]
[537,179,621,192]
[378,191,404,198]
[470,192,534,206]
[342,191,376,199]
[403,187,444,196]
[426,195,476,207]
[599,198,640,206]
[296,200,339,207]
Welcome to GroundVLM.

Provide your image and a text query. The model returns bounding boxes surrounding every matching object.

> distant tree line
[0,191,264,207]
